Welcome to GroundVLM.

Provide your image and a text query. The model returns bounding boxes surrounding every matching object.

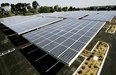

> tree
[11,4,16,13]
[1,3,7,7]
[32,1,39,9]
[1,3,10,7]
[75,8,80,11]
[1,3,5,7]
[26,3,31,10]
[54,5,59,11]
[89,7,95,10]
[39,6,50,13]
[68,6,73,11]
[5,3,10,6]
[13,3,29,15]
[15,3,22,11]
[57,7,62,12]
[62,7,68,11]
[49,7,55,13]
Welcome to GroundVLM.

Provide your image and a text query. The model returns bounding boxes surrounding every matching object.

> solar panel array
[0,17,62,34]
[23,19,105,66]
[38,11,116,21]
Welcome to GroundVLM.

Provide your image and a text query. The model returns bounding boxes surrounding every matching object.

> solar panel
[39,11,88,19]
[39,11,116,20]
[83,11,116,21]
[38,11,116,21]
[0,16,62,34]
[23,19,105,66]
[0,16,39,26]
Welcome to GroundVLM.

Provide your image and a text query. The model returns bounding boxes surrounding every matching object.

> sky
[0,0,116,8]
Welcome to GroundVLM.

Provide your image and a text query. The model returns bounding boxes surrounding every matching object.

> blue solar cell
[50,45,67,56]
[70,41,85,51]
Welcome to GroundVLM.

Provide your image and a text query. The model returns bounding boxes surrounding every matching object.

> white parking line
[0,48,15,56]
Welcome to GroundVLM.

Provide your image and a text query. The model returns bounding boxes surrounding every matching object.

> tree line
[0,1,80,18]
[0,1,116,18]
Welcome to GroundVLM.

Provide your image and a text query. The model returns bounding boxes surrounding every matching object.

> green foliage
[0,10,11,18]
[86,70,93,75]
[57,7,62,12]
[78,70,82,74]
[85,62,88,65]
[54,5,59,11]
[82,5,116,11]
[39,6,50,13]
[94,62,99,68]
[49,7,55,13]
[62,7,68,11]
[68,6,73,11]
[1,3,10,7]
[108,25,116,33]
[32,1,39,9]
[81,66,85,69]
[29,9,37,13]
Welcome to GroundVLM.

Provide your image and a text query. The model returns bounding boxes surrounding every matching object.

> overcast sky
[0,0,116,7]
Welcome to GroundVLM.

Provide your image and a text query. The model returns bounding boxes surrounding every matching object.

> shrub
[90,55,93,58]
[85,62,88,65]
[87,57,90,60]
[94,65,98,68]
[89,66,91,68]
[94,63,99,68]
[91,73,94,75]
[81,66,85,69]
[78,70,82,74]
[92,52,95,55]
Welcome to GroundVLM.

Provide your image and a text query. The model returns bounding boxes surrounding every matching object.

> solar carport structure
[0,14,106,66]
[1,11,115,74]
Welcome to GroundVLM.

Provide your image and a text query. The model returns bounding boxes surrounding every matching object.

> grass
[111,17,116,23]
[107,25,116,33]
[76,41,108,75]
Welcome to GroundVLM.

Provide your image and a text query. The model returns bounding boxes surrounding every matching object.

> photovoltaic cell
[59,49,77,63]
